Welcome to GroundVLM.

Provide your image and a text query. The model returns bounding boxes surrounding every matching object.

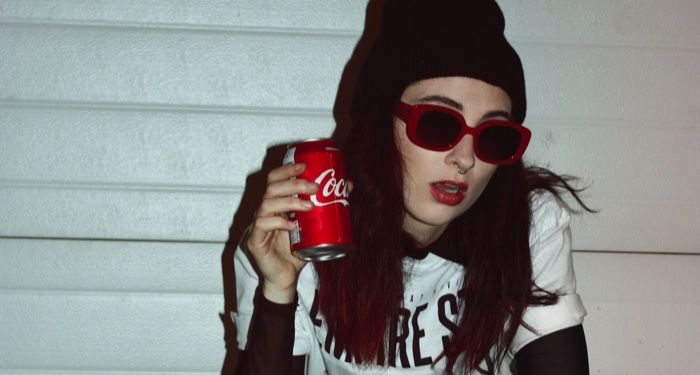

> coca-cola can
[283,138,353,261]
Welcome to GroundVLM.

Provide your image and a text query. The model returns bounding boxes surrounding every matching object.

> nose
[445,134,476,172]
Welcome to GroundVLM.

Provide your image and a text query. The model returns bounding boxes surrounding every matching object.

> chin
[409,205,465,228]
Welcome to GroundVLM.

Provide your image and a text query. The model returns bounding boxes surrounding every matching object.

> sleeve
[510,192,587,354]
[231,245,315,363]
[514,324,589,375]
[235,287,300,374]
[231,245,260,351]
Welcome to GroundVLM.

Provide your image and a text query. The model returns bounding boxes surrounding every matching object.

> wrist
[261,281,297,304]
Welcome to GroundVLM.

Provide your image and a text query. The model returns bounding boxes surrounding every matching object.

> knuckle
[253,217,276,233]
[266,169,278,184]
[258,200,272,215]
[263,185,276,198]
[284,197,297,207]
[254,217,266,228]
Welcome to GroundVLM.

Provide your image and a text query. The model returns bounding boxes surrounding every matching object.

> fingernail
[308,183,319,191]
[296,163,305,170]
[303,201,313,209]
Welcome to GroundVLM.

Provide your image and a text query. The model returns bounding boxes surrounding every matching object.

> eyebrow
[416,95,463,111]
[479,110,513,122]
[416,95,513,122]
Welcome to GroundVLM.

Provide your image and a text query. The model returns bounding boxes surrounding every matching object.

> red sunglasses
[394,101,531,165]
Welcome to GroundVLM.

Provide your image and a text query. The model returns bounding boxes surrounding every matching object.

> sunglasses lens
[478,125,522,162]
[415,110,462,150]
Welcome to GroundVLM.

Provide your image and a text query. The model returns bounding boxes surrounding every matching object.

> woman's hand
[245,163,318,303]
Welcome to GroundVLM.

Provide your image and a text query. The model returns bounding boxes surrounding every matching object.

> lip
[430,180,468,206]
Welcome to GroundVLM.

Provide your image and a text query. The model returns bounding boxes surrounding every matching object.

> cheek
[480,164,499,184]
[394,123,422,181]
[394,122,411,158]
[467,164,498,200]
[400,151,422,203]
[394,123,416,201]
[399,144,439,194]
[398,148,438,210]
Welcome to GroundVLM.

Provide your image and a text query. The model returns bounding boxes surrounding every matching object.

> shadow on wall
[218,0,385,373]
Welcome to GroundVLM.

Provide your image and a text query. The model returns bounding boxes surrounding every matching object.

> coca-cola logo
[311,168,349,207]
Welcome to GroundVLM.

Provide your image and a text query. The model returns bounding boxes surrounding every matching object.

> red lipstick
[430,181,468,206]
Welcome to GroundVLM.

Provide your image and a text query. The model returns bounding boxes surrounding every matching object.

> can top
[288,138,339,153]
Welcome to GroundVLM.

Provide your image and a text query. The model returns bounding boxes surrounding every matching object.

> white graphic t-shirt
[233,191,586,374]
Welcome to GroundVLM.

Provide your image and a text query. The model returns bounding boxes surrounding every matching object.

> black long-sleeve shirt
[233,192,588,374]
[235,288,589,374]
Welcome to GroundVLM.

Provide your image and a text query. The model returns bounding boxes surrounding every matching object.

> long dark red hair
[314,91,592,373]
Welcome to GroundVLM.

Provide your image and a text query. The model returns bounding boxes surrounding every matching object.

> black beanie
[351,0,527,124]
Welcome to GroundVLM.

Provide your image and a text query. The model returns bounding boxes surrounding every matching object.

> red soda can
[283,138,352,261]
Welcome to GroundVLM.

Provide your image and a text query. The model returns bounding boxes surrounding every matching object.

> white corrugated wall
[0,1,698,374]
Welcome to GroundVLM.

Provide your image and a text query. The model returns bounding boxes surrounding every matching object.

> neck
[403,220,448,248]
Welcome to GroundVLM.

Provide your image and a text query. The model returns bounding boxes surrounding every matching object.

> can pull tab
[290,220,301,245]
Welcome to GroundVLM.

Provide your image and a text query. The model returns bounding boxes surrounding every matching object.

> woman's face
[395,76,512,245]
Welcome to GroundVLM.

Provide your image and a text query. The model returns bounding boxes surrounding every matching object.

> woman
[233,0,592,374]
